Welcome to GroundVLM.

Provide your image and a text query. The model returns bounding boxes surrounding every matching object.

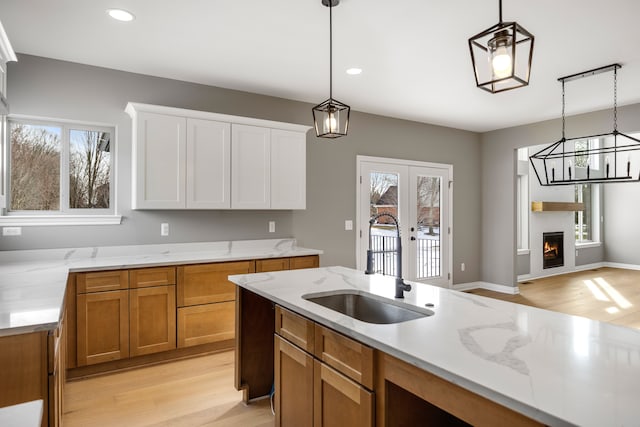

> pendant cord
[561,80,566,140]
[329,1,333,100]
[613,66,618,132]
[498,0,503,23]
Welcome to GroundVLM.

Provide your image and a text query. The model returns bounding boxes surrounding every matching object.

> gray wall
[604,182,640,264]
[2,55,482,284]
[482,103,640,286]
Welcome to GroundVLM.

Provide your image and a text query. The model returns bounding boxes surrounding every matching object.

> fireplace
[543,232,564,269]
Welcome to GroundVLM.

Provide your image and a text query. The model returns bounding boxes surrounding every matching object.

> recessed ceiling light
[346,68,362,75]
[106,9,135,22]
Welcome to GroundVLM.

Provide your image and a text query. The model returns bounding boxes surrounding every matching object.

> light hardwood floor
[63,350,274,427]
[468,267,640,330]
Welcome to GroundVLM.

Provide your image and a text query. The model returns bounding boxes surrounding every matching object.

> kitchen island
[230,266,640,427]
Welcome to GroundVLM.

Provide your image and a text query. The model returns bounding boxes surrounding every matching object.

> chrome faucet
[364,213,412,298]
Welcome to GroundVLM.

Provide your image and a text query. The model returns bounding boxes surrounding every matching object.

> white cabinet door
[186,118,231,209]
[133,112,186,209]
[231,125,271,209]
[271,129,306,209]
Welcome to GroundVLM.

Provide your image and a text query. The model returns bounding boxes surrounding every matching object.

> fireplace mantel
[531,201,585,212]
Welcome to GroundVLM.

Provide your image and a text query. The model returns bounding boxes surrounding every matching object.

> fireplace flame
[544,241,559,259]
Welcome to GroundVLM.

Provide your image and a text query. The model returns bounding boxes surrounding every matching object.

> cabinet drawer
[275,306,314,354]
[314,324,374,390]
[130,266,176,288]
[76,270,128,293]
[290,255,319,270]
[256,257,289,272]
[177,302,235,348]
[177,261,254,306]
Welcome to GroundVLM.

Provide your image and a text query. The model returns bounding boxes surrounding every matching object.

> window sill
[576,241,602,249]
[517,249,530,256]
[0,215,122,226]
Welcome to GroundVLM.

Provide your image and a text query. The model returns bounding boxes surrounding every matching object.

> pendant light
[468,0,534,93]
[530,64,640,186]
[312,0,350,139]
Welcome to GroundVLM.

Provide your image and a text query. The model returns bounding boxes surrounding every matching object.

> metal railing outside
[369,234,440,279]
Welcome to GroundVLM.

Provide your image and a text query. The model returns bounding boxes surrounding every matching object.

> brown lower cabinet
[274,306,374,427]
[130,285,176,357]
[239,296,543,427]
[77,289,129,366]
[177,301,235,347]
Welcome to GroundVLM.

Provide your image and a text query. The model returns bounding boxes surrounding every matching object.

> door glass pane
[10,123,61,211]
[416,175,441,279]
[69,129,111,208]
[369,172,399,276]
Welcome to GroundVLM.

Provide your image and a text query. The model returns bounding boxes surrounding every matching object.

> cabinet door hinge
[448,273,451,280]
[360,175,362,184]
[359,229,362,238]
[448,227,451,235]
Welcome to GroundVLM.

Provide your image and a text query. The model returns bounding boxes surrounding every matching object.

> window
[575,183,600,244]
[5,118,118,222]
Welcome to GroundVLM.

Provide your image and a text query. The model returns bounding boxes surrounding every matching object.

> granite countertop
[0,239,321,337]
[229,266,640,427]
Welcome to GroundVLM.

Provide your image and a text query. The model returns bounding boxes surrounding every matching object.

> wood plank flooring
[468,267,640,330]
[63,350,274,427]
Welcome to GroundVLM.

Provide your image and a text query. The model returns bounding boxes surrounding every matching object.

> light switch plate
[161,223,169,236]
[2,227,22,236]
[269,221,275,233]
[345,220,353,231]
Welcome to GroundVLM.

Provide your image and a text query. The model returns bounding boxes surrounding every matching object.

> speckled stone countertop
[0,239,321,337]
[229,266,640,427]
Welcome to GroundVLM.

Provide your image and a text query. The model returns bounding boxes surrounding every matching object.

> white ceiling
[1,0,640,133]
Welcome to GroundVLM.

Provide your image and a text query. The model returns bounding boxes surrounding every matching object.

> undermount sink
[303,290,434,324]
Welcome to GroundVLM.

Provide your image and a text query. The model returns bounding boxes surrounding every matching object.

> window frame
[575,183,601,246]
[1,115,121,226]
[516,148,529,253]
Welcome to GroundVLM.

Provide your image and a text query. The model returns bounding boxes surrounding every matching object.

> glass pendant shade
[312,0,350,139]
[312,98,350,138]
[468,1,534,94]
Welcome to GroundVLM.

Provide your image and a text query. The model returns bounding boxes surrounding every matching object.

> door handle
[410,227,415,232]
[410,236,416,241]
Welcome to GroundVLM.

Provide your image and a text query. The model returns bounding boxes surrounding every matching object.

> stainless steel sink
[303,290,433,324]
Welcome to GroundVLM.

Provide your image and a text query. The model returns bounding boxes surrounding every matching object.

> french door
[357,156,452,287]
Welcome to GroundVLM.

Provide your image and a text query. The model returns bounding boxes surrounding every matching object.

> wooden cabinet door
[290,255,319,270]
[271,129,306,209]
[130,285,176,357]
[177,261,254,306]
[0,331,48,408]
[186,118,231,208]
[177,301,234,348]
[314,360,373,427]
[256,257,290,272]
[132,111,186,209]
[275,335,314,427]
[231,124,270,209]
[77,290,129,366]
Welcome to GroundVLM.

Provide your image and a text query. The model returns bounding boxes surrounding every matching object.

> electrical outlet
[345,220,353,231]
[461,262,465,272]
[269,221,275,233]
[2,227,22,236]
[161,223,169,236]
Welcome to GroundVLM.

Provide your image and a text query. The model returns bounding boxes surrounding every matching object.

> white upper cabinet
[271,129,306,209]
[132,111,186,209]
[126,103,309,210]
[231,125,271,209]
[187,118,231,209]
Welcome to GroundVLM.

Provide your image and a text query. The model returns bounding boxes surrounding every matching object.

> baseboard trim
[453,281,520,295]
[518,262,640,281]
[605,262,640,271]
